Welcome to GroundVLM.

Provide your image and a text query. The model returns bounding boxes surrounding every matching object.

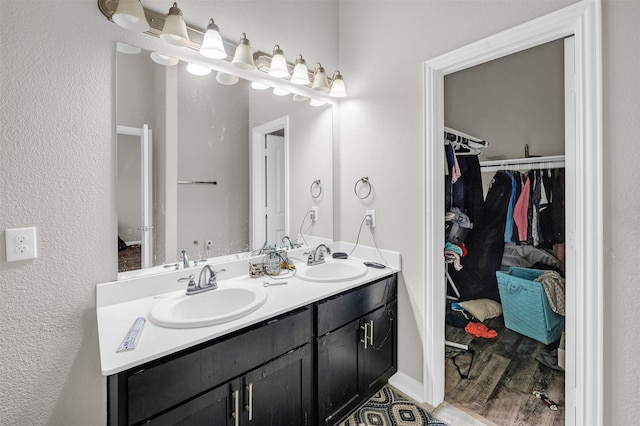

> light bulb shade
[268,45,290,78]
[112,0,149,32]
[329,71,347,98]
[232,33,255,70]
[216,72,239,85]
[186,63,211,76]
[273,87,290,97]
[200,19,227,59]
[150,51,179,66]
[292,94,309,102]
[160,3,190,47]
[117,42,142,55]
[310,98,326,107]
[291,55,310,85]
[312,63,329,92]
[251,81,270,90]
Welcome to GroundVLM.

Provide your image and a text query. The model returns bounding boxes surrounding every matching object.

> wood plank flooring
[445,314,564,426]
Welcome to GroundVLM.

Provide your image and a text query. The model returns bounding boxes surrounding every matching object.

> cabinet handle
[246,383,253,421]
[369,319,375,346]
[232,389,240,426]
[360,323,369,349]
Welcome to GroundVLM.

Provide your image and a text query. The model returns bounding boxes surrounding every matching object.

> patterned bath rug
[339,385,449,426]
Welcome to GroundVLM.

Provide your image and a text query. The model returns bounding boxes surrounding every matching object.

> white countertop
[97,242,401,376]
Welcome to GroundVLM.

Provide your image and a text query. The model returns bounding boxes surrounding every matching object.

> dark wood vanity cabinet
[107,273,397,426]
[108,307,312,426]
[315,274,398,425]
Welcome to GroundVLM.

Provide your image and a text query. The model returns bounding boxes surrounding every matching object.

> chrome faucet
[282,236,295,250]
[179,265,226,295]
[307,244,331,266]
[180,250,190,268]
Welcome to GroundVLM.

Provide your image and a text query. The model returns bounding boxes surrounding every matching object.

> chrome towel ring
[310,179,322,199]
[354,177,372,199]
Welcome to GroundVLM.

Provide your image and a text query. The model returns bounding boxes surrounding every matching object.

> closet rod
[480,155,565,172]
[444,126,489,147]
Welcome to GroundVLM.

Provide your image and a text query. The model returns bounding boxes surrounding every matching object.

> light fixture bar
[98,0,338,90]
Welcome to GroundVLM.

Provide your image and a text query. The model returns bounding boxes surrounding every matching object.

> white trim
[422,2,602,425]
[388,372,426,405]
[250,116,290,250]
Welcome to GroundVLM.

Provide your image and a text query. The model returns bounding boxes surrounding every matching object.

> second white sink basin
[297,259,368,283]
[149,284,268,329]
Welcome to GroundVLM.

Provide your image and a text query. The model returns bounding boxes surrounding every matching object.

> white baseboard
[388,372,425,404]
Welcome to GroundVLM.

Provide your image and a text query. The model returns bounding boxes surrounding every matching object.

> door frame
[250,116,290,250]
[422,2,602,425]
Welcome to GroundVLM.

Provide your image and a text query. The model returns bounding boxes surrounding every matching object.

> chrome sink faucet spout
[179,265,226,295]
[307,244,331,266]
[282,236,295,250]
[180,250,189,268]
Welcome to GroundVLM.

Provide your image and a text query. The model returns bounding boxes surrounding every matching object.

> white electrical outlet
[310,206,318,222]
[5,227,38,262]
[366,210,376,228]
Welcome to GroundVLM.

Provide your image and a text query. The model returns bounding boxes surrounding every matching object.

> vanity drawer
[316,274,397,336]
[125,307,311,425]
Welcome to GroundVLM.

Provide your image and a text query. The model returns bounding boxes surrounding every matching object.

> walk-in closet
[441,38,570,425]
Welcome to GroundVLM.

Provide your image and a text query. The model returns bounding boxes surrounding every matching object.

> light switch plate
[5,227,38,262]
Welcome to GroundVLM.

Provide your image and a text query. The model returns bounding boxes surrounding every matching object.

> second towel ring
[310,179,322,199]
[354,177,372,199]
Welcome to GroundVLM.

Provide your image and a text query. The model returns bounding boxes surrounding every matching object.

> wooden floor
[445,314,564,426]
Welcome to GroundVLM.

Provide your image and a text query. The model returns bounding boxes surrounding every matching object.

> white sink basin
[297,259,368,283]
[149,284,268,329]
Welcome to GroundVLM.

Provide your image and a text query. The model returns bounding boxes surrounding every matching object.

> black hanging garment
[449,171,512,302]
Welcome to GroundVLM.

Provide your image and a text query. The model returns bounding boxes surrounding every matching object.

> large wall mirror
[116,43,333,276]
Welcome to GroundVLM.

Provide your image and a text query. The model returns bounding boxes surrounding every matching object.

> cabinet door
[362,300,397,396]
[316,319,361,425]
[147,380,238,426]
[242,344,311,426]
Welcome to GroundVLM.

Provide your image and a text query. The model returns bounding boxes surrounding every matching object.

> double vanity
[97,243,401,425]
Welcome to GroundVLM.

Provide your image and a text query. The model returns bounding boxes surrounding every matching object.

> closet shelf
[480,155,565,172]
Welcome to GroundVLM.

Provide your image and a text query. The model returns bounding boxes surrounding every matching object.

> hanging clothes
[513,172,531,242]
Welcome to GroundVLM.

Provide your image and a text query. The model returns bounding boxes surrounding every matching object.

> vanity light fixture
[291,55,311,85]
[150,51,179,66]
[200,19,227,59]
[116,42,142,55]
[216,72,239,85]
[312,63,329,92]
[273,87,290,97]
[186,62,212,76]
[292,94,310,102]
[250,81,270,90]
[310,98,327,107]
[268,45,290,79]
[160,2,190,47]
[232,33,256,70]
[112,0,149,32]
[329,70,347,98]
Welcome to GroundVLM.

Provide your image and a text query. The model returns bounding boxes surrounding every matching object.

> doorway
[251,117,290,250]
[117,124,153,272]
[422,2,602,426]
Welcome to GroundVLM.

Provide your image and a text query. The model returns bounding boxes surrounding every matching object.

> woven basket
[496,267,564,344]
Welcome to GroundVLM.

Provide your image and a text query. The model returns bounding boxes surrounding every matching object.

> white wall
[1,1,639,424]
[445,38,565,160]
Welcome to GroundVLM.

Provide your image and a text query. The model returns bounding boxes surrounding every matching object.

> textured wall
[0,2,115,424]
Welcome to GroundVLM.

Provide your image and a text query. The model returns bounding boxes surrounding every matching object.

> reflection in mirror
[116,43,333,277]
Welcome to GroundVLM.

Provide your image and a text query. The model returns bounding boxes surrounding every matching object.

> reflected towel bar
[177,181,218,185]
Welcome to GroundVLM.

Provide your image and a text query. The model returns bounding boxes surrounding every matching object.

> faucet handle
[178,274,196,291]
